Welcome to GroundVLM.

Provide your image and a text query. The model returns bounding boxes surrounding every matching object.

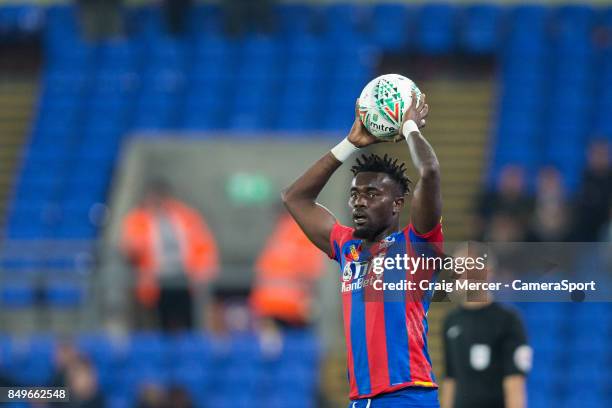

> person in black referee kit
[440,245,532,408]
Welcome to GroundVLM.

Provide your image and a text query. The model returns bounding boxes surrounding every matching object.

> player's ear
[393,196,405,214]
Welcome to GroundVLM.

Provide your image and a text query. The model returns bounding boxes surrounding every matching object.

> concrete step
[0,144,22,153]
[0,96,36,105]
[0,73,37,229]
[0,106,33,113]
[0,133,30,142]
[0,127,31,136]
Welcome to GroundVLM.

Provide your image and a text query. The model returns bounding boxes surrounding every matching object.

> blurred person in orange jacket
[121,180,219,331]
[250,210,325,354]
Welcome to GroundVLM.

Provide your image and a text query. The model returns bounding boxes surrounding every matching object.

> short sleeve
[328,222,354,262]
[501,311,532,377]
[407,223,444,258]
[408,222,443,242]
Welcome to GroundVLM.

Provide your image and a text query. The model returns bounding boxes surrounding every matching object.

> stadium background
[0,0,610,407]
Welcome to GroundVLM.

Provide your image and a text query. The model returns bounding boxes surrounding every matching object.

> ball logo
[383,102,400,123]
[368,122,395,132]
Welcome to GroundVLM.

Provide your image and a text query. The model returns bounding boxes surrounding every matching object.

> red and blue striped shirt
[329,222,444,400]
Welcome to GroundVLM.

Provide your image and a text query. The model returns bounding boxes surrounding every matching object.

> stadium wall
[99,136,349,338]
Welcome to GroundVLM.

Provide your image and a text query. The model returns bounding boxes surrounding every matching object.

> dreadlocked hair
[350,153,412,195]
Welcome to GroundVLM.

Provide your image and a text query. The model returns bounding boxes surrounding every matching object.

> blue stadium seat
[0,5,43,35]
[54,221,96,240]
[106,394,133,408]
[190,59,235,82]
[505,5,549,57]
[44,31,96,70]
[127,333,167,369]
[128,6,165,41]
[330,49,373,81]
[180,96,219,130]
[370,4,411,51]
[77,334,129,370]
[512,5,549,30]
[242,34,282,59]
[90,72,138,100]
[132,98,177,130]
[418,4,456,54]
[149,37,188,65]
[6,211,48,239]
[322,4,369,48]
[167,333,209,361]
[565,392,605,408]
[461,5,502,53]
[8,337,55,385]
[554,5,595,45]
[286,33,328,60]
[0,282,36,307]
[234,61,280,82]
[186,4,223,37]
[276,4,316,38]
[99,39,141,66]
[193,33,240,61]
[45,281,85,307]
[168,362,211,401]
[0,251,41,274]
[528,390,555,408]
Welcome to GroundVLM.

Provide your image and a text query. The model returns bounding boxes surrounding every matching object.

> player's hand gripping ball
[358,74,422,140]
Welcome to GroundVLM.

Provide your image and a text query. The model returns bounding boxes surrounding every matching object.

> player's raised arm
[399,93,442,234]
[282,100,381,256]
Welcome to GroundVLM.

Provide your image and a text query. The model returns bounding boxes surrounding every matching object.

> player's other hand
[394,92,429,142]
[404,92,429,129]
[347,99,383,148]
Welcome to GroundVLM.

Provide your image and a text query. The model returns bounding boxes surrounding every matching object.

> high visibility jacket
[121,198,218,307]
[250,214,325,324]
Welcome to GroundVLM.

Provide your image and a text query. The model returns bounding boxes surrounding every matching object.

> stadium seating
[0,331,321,408]
[3,2,609,239]
[514,301,612,408]
[460,4,502,54]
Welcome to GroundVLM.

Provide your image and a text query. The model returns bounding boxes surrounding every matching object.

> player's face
[349,172,403,239]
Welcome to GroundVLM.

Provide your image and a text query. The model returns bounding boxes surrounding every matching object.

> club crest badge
[349,245,359,261]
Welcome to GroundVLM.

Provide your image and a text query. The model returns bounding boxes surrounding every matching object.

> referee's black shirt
[443,303,531,408]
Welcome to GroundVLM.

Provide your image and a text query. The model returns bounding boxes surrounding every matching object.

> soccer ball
[358,74,422,140]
